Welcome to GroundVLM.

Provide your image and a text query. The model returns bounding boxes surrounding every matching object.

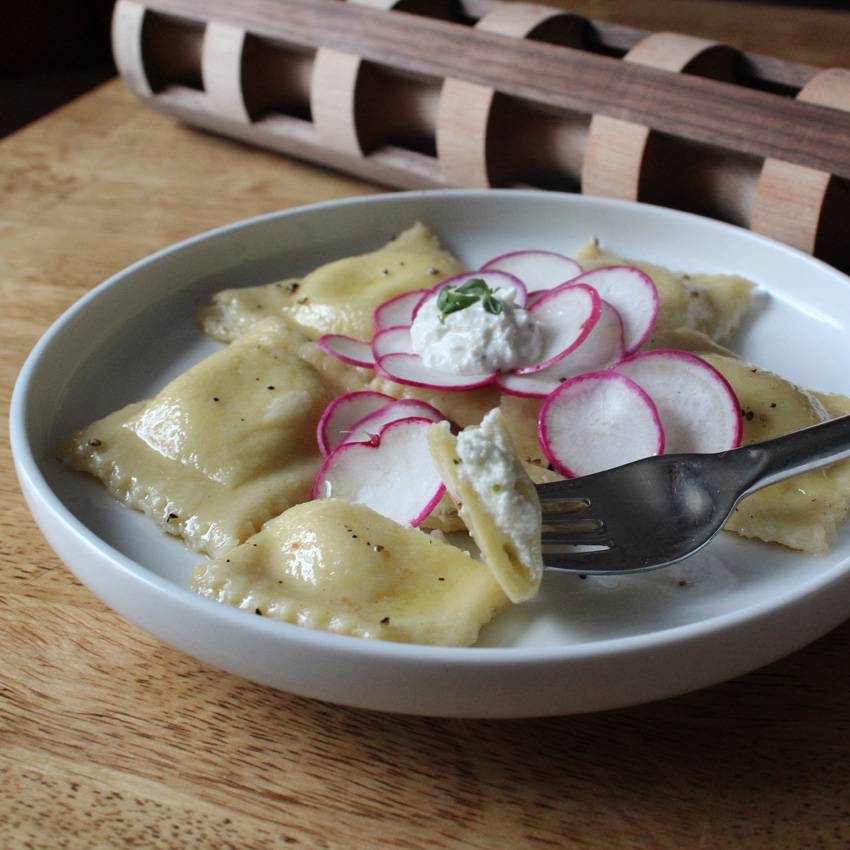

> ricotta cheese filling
[410,290,542,375]
[454,410,542,570]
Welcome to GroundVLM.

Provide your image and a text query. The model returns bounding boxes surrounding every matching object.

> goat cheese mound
[410,290,542,375]
[454,410,542,574]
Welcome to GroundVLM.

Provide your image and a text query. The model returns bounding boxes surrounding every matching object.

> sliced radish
[538,372,665,478]
[317,391,395,456]
[312,417,445,526]
[371,326,413,359]
[499,299,623,396]
[526,290,549,308]
[342,399,445,446]
[375,352,498,391]
[411,269,527,319]
[374,289,429,331]
[570,266,659,354]
[481,249,581,292]
[516,283,598,374]
[615,349,742,453]
[496,370,561,399]
[317,335,375,369]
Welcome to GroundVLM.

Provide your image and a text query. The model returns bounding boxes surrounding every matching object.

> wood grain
[3,3,850,845]
[141,0,850,180]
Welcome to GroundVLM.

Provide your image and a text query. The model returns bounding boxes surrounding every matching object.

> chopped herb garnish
[436,277,504,323]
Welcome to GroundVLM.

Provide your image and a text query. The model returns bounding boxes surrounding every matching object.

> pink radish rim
[371,325,414,359]
[343,398,446,445]
[410,269,528,320]
[572,265,660,355]
[311,416,446,526]
[316,390,394,456]
[373,289,429,332]
[495,372,557,399]
[317,334,376,369]
[615,348,744,448]
[375,352,499,391]
[515,283,601,374]
[481,248,582,287]
[537,370,666,478]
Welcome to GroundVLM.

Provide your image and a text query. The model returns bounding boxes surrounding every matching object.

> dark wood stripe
[145,0,847,178]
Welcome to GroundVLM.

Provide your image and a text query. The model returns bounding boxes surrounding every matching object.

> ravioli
[59,321,334,556]
[575,241,754,346]
[701,354,850,553]
[428,411,544,603]
[191,499,508,645]
[198,222,464,343]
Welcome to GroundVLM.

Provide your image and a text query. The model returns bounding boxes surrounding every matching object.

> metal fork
[537,414,850,574]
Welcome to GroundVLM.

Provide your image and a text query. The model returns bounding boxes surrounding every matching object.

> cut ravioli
[704,354,850,553]
[198,222,464,343]
[59,321,333,556]
[428,411,544,603]
[191,499,508,646]
[575,241,754,345]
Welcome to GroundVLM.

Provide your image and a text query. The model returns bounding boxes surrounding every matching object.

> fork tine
[536,480,590,505]
[541,546,635,573]
[542,527,611,546]
[541,507,597,522]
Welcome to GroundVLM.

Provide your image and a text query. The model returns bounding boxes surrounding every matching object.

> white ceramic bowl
[11,190,850,717]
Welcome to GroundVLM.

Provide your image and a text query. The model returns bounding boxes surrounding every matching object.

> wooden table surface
[3,2,850,848]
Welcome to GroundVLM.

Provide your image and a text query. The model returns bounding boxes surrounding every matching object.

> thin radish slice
[411,269,527,319]
[526,290,548,308]
[571,266,659,354]
[538,372,665,478]
[615,349,742,453]
[482,249,581,292]
[516,283,598,374]
[376,353,498,391]
[312,417,446,526]
[499,300,624,396]
[317,334,375,369]
[371,326,413,359]
[343,399,445,446]
[496,371,561,399]
[374,289,429,331]
[317,391,394,456]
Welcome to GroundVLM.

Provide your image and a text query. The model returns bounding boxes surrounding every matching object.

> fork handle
[736,414,850,495]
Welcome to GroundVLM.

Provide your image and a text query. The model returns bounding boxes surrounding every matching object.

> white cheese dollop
[410,289,542,375]
[454,410,541,570]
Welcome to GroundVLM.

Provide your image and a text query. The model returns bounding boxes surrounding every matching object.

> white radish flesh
[317,391,395,456]
[496,371,561,399]
[312,417,446,526]
[376,352,498,391]
[482,249,581,292]
[615,349,742,453]
[570,266,659,354]
[317,334,375,368]
[501,299,624,394]
[374,289,429,331]
[538,372,665,477]
[371,326,413,359]
[517,283,598,373]
[342,399,445,446]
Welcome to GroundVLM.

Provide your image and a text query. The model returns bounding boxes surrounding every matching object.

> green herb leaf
[436,278,505,323]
